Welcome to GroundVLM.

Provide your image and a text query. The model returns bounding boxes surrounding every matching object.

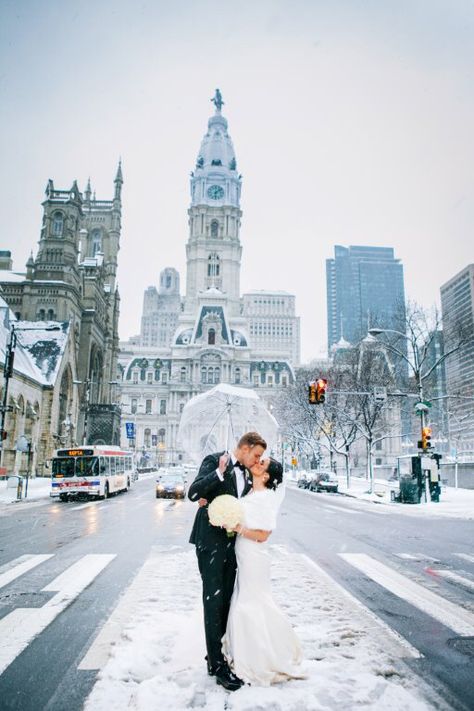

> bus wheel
[126,477,131,490]
[103,484,109,500]
[59,494,68,502]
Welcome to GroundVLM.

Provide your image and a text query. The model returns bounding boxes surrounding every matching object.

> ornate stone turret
[185,90,243,317]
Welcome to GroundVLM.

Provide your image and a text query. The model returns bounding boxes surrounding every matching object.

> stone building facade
[119,92,299,464]
[0,167,123,445]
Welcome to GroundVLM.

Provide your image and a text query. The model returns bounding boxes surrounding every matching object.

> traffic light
[316,378,327,404]
[308,381,317,404]
[421,426,432,450]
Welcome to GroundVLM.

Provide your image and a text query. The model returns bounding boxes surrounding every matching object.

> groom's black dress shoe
[205,655,215,676]
[215,666,243,692]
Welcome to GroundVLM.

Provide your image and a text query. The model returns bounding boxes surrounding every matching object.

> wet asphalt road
[0,478,473,710]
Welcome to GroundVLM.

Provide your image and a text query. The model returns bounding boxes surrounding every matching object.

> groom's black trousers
[196,541,237,670]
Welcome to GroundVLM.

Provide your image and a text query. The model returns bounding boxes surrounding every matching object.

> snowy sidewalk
[0,476,51,510]
[84,544,447,711]
[290,474,474,520]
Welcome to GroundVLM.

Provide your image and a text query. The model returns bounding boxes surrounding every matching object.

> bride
[222,457,304,686]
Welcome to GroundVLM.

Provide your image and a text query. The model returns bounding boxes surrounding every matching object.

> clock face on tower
[207,184,224,200]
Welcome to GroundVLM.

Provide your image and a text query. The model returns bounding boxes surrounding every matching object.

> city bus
[51,446,136,501]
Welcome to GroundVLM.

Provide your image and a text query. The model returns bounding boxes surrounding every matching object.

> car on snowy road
[308,472,339,493]
[155,474,186,499]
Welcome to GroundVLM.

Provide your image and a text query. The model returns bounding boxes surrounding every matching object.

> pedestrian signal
[316,378,327,404]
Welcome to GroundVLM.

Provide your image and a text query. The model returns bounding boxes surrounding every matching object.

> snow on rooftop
[0,271,26,283]
[15,321,70,384]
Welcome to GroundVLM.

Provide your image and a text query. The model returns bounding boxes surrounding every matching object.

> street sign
[125,422,135,439]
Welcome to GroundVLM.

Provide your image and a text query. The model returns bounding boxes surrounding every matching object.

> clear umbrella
[177,383,279,464]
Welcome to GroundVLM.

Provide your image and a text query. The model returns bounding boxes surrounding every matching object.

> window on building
[210,220,219,238]
[162,372,168,384]
[375,458,383,466]
[91,229,102,256]
[281,375,288,387]
[180,367,186,383]
[160,399,166,415]
[213,367,220,384]
[52,211,64,236]
[144,428,151,447]
[208,328,216,345]
[166,275,172,288]
[375,440,383,451]
[267,375,274,386]
[179,402,185,413]
[38,309,45,320]
[132,371,139,384]
[145,399,152,414]
[147,371,153,383]
[158,428,166,443]
[235,368,241,384]
[47,309,55,320]
[207,253,220,277]
[253,374,259,386]
[131,398,137,414]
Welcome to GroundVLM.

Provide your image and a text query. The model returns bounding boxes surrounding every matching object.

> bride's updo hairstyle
[265,458,283,490]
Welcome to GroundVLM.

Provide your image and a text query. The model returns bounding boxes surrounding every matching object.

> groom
[188,431,267,691]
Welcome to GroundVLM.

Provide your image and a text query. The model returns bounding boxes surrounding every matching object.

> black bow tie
[234,461,246,472]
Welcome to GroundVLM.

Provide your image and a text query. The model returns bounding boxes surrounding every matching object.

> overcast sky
[1,0,472,362]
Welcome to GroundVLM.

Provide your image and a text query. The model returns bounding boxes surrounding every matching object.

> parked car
[309,472,338,493]
[156,474,186,499]
[297,475,311,489]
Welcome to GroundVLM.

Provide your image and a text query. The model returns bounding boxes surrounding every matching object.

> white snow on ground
[290,473,474,520]
[0,476,51,509]
[84,544,447,711]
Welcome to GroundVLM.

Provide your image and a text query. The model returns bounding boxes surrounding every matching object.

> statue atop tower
[211,88,224,113]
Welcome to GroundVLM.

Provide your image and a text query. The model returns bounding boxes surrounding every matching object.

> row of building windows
[131,398,167,415]
[250,324,293,335]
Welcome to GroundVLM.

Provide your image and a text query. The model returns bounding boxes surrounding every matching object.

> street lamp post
[73,379,91,446]
[0,323,61,467]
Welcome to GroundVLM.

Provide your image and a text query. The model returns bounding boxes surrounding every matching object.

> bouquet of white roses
[208,494,244,537]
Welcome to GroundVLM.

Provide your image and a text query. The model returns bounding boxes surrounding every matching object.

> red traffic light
[309,378,327,405]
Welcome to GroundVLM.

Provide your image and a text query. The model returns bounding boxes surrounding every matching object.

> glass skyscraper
[326,245,406,350]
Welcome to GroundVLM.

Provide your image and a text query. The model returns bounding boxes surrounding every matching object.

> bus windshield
[52,456,99,477]
[75,457,99,477]
[52,459,75,478]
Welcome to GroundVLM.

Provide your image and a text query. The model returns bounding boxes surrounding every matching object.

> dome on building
[195,94,237,174]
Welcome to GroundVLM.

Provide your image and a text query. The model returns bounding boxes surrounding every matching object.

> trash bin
[7,475,24,500]
[429,481,441,502]
[399,477,420,504]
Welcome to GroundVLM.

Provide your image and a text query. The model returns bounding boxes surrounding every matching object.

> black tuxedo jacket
[188,451,253,551]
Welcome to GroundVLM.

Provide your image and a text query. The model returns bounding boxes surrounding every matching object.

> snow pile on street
[85,544,445,711]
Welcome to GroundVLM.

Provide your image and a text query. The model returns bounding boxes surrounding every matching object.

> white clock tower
[185,89,243,317]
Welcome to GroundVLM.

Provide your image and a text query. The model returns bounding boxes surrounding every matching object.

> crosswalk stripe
[455,553,474,564]
[396,553,440,563]
[0,554,116,676]
[432,569,474,593]
[340,553,474,636]
[0,554,54,590]
[321,504,362,515]
[299,553,421,658]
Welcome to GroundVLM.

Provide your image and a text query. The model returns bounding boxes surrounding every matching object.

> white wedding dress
[222,487,304,686]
